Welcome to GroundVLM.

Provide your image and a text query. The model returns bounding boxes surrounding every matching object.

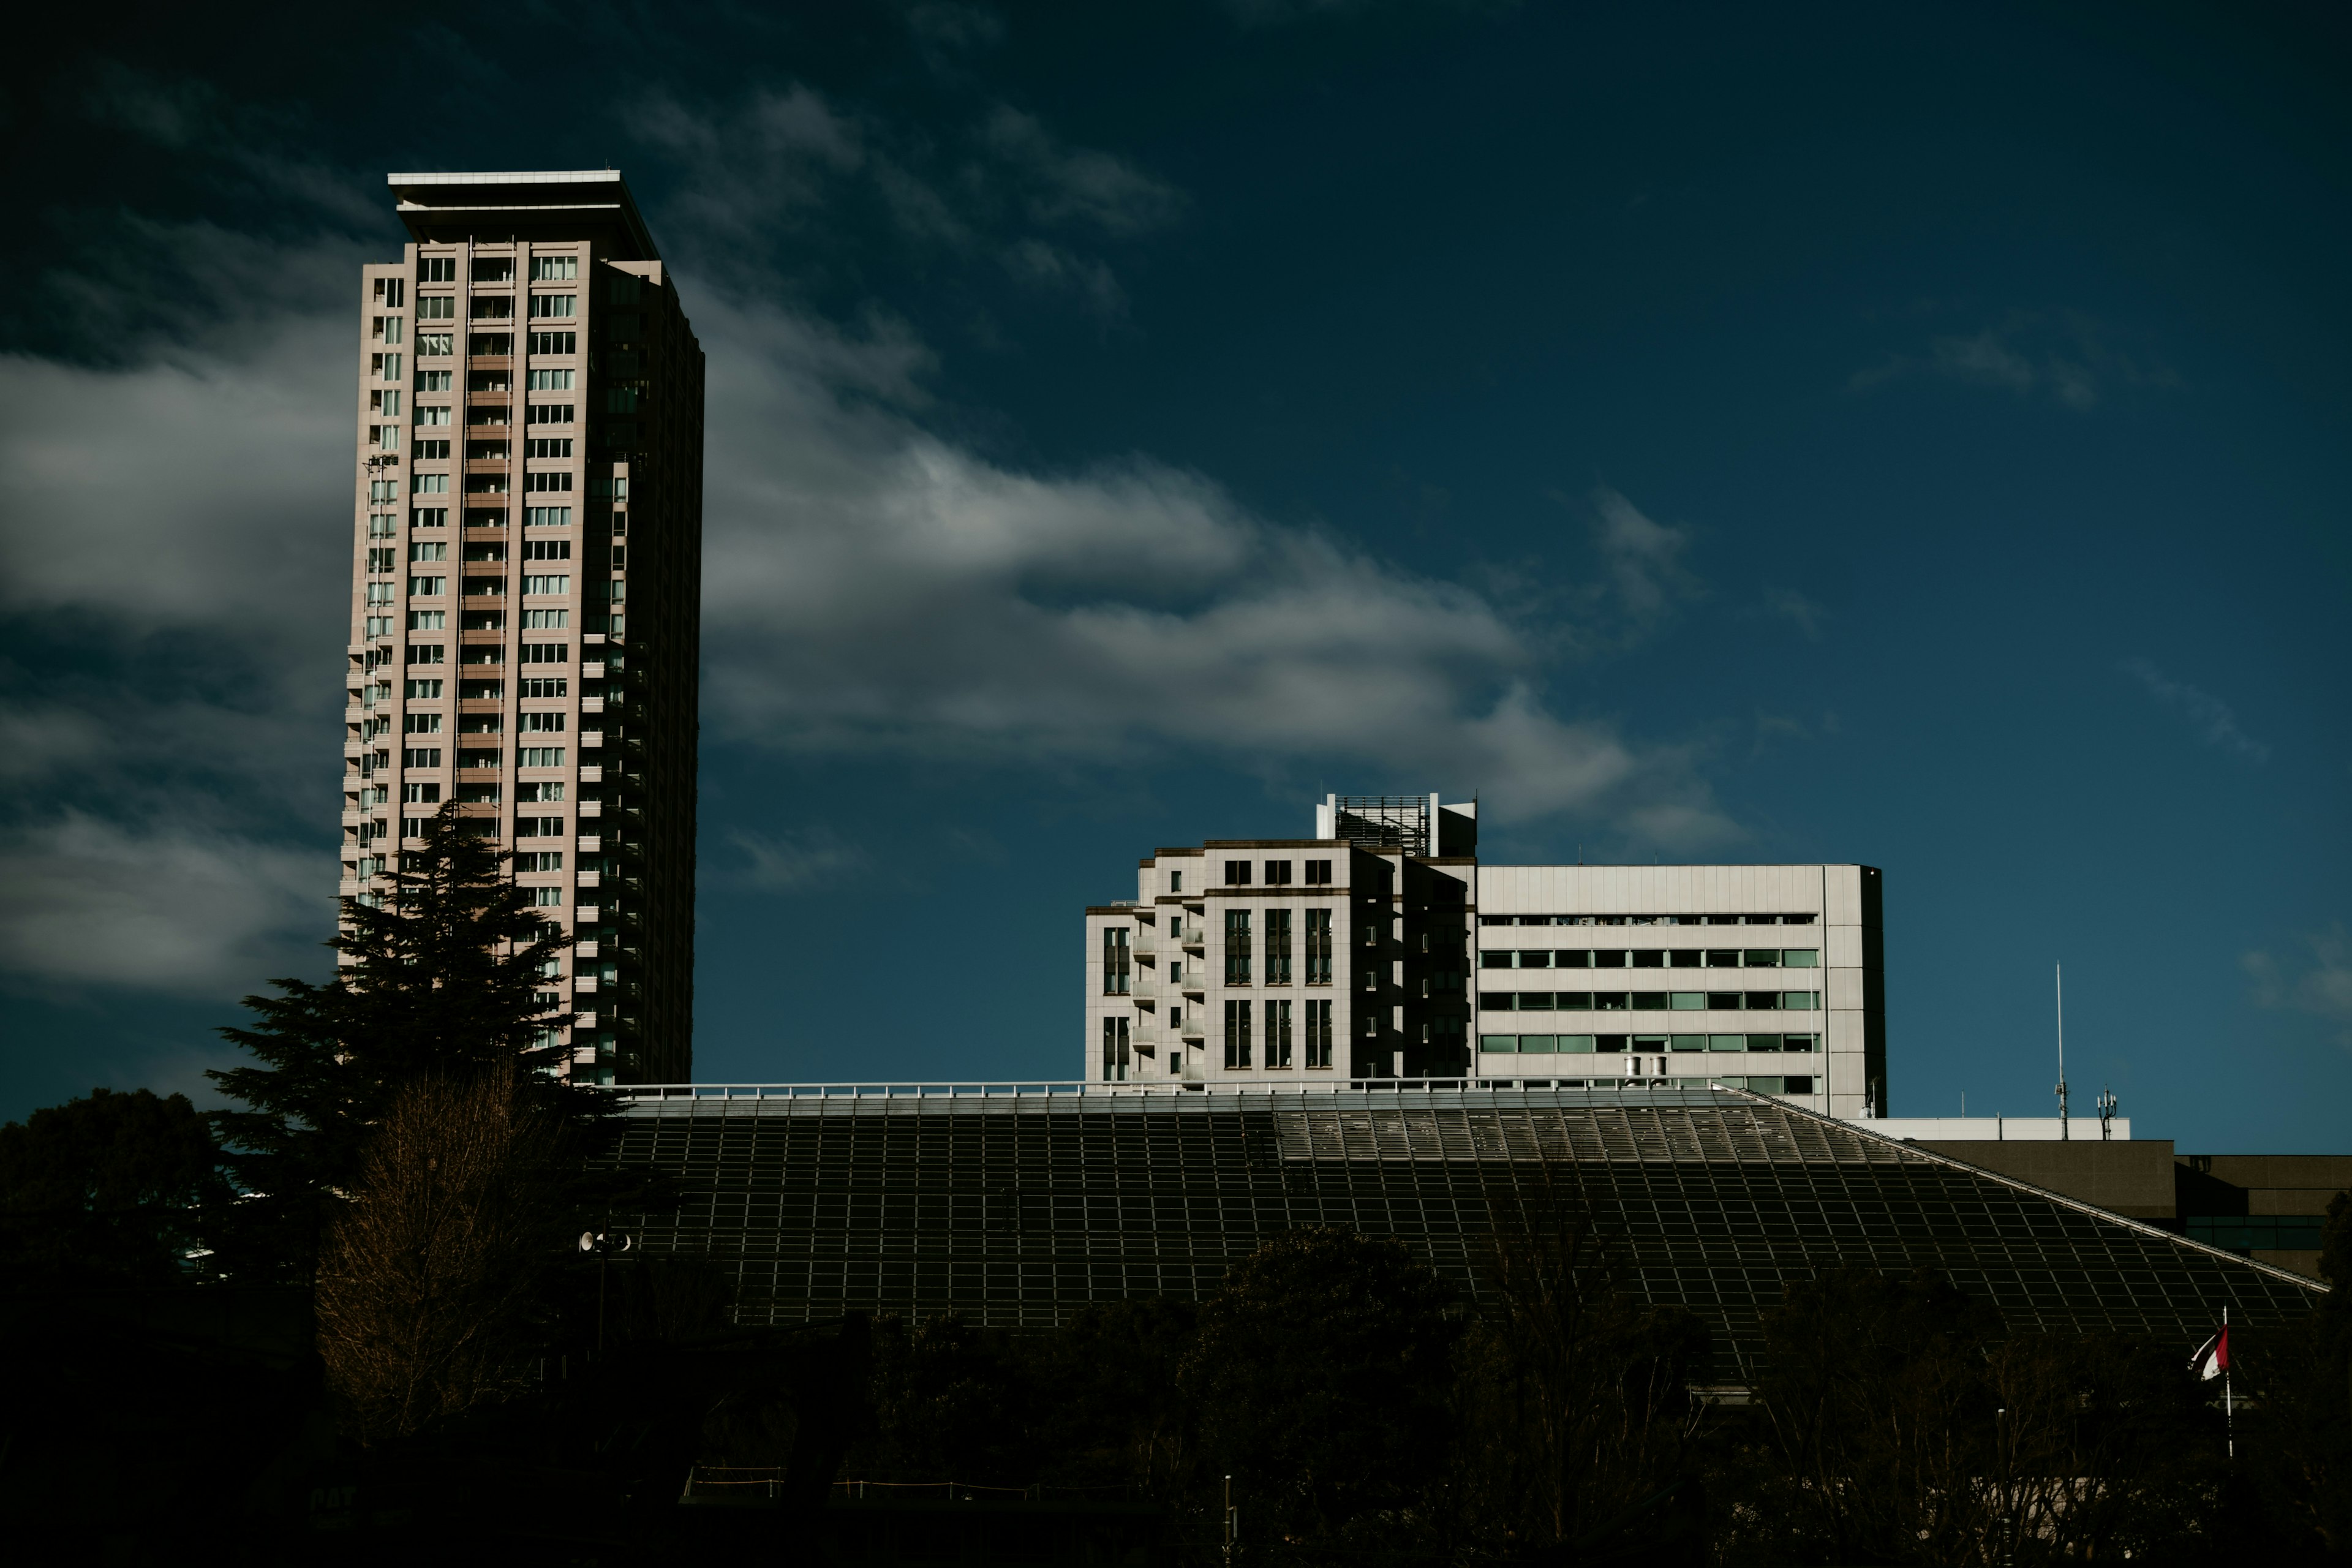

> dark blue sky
[3,1,2348,1147]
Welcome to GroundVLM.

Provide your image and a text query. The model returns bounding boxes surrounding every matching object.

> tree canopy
[206,803,611,1280]
[0,1087,231,1287]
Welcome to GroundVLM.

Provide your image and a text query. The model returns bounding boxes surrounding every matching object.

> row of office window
[1480,913,1817,927]
[1480,1032,1820,1054]
[1483,948,1818,970]
[1218,859,1335,887]
[1221,909,1335,986]
[1465,1074,1817,1093]
[1101,913,1339,992]
[1221,998,1336,1071]
[1481,990,1821,1012]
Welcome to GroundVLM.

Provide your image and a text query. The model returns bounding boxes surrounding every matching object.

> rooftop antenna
[2098,1084,2118,1141]
[2054,963,2070,1141]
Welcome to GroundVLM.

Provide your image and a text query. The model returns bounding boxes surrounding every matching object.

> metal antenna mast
[2054,963,2070,1140]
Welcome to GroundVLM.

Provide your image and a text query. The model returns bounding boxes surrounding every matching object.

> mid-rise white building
[1084,793,1886,1118]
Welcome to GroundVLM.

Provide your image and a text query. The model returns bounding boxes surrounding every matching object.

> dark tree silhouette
[208,802,608,1280]
[1178,1227,1459,1561]
[0,1087,232,1287]
[1455,1178,1710,1563]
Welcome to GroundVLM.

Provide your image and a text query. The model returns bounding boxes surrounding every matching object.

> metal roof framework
[605,1084,2323,1381]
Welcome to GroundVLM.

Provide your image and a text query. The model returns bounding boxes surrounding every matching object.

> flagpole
[2224,1304,2233,1460]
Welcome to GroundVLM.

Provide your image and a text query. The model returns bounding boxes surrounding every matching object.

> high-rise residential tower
[345,171,704,1085]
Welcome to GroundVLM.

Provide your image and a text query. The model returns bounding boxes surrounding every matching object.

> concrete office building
[1082,793,1885,1120]
[344,171,704,1084]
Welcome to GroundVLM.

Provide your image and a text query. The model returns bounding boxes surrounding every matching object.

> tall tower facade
[345,171,704,1085]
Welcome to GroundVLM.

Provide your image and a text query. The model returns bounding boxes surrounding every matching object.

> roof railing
[612,1078,1763,1102]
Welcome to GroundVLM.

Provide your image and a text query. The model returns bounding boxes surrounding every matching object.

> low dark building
[611,1085,2324,1381]
[1913,1140,2350,1280]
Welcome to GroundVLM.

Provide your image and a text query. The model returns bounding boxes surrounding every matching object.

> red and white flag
[2190,1325,2230,1381]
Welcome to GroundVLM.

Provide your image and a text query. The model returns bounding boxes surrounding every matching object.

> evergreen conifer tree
[208,802,616,1280]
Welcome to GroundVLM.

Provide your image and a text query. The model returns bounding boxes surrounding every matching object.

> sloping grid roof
[608,1087,2321,1381]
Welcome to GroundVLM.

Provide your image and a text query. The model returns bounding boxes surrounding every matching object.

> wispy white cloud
[0,815,330,995]
[980,106,1186,236]
[1851,311,2180,411]
[693,295,1734,842]
[2119,658,2269,763]
[2245,924,2352,1048]
[1762,585,1826,640]
[728,828,872,892]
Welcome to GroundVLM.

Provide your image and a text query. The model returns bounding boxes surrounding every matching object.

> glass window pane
[1782,991,1817,1011]
[1784,949,1819,968]
[1669,1034,1705,1052]
[1670,992,1704,1010]
[1557,1034,1596,1054]
[1479,1035,1518,1054]
[1520,1035,1556,1054]
[1747,1033,1782,1051]
[1557,992,1593,1011]
[1708,1034,1744,1052]
[1517,992,1555,1011]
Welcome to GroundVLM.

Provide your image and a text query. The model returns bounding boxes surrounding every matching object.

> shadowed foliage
[206,802,608,1280]
[0,1086,232,1288]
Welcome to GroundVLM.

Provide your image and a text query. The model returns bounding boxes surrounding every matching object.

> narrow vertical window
[1225,908,1253,984]
[1101,1016,1131,1082]
[1265,909,1292,985]
[1224,999,1253,1070]
[1271,1000,1293,1068]
[1306,999,1333,1068]
[1102,927,1131,995]
[1306,908,1332,984]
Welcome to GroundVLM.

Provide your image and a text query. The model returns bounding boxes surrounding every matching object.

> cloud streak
[2119,658,2269,763]
[693,298,1733,841]
[2245,924,2352,1048]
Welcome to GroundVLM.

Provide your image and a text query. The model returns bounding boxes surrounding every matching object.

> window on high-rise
[408,541,447,562]
[527,404,574,425]
[1306,999,1333,1068]
[529,294,576,318]
[520,677,568,698]
[471,257,514,283]
[528,331,576,355]
[416,369,452,391]
[407,611,444,630]
[524,575,570,595]
[1224,909,1252,984]
[527,369,575,391]
[526,439,572,458]
[1224,860,1251,886]
[1264,860,1292,885]
[1101,927,1130,995]
[415,405,450,427]
[402,782,440,803]
[419,257,456,283]
[407,576,445,597]
[417,296,454,321]
[1305,859,1333,884]
[403,713,442,734]
[1223,999,1251,1070]
[1265,910,1292,985]
[517,780,564,802]
[1269,999,1292,1068]
[524,540,571,560]
[404,679,442,699]
[1306,909,1332,984]
[530,256,578,281]
[1101,1017,1130,1082]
